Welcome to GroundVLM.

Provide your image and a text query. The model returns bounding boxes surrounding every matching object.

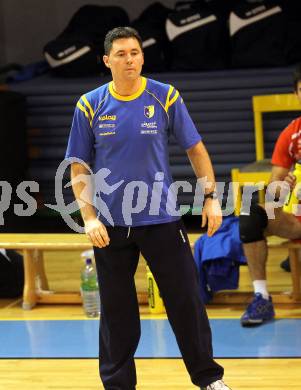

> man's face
[295,81,301,104]
[103,37,144,81]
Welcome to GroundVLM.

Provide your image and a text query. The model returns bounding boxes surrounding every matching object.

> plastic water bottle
[80,258,100,318]
[283,162,301,215]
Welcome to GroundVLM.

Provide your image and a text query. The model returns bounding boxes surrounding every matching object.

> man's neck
[112,76,142,96]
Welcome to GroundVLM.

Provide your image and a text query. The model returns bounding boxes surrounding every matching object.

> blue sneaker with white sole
[241,293,275,327]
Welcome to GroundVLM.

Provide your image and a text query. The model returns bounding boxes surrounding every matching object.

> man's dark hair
[293,64,301,91]
[104,26,143,55]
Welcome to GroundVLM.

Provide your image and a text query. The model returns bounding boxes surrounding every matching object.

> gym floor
[0,243,301,389]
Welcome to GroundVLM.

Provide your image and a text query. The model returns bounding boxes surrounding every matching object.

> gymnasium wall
[0,0,176,66]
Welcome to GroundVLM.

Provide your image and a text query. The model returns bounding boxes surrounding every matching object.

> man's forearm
[267,166,291,200]
[187,141,216,193]
[71,162,97,223]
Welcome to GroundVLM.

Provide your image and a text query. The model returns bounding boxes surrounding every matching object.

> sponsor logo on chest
[98,113,117,135]
[140,121,158,134]
[99,114,117,121]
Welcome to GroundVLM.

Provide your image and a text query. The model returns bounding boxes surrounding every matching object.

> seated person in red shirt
[239,64,301,327]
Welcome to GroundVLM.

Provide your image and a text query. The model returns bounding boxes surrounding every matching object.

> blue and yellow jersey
[66,77,202,226]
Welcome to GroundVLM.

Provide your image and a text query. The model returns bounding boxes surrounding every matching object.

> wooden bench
[0,234,91,309]
[0,233,300,309]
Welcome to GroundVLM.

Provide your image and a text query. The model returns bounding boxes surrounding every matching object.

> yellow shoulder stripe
[167,90,180,111]
[164,85,174,111]
[94,92,110,117]
[82,95,94,119]
[76,101,92,126]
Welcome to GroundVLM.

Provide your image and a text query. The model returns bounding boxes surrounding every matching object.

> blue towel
[194,216,247,303]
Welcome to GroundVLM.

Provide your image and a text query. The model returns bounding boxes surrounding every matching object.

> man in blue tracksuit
[66,26,231,390]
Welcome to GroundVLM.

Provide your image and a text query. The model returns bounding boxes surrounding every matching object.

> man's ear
[103,55,110,68]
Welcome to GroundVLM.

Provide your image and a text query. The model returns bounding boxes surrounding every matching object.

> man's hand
[284,171,296,190]
[85,219,110,248]
[201,198,222,237]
